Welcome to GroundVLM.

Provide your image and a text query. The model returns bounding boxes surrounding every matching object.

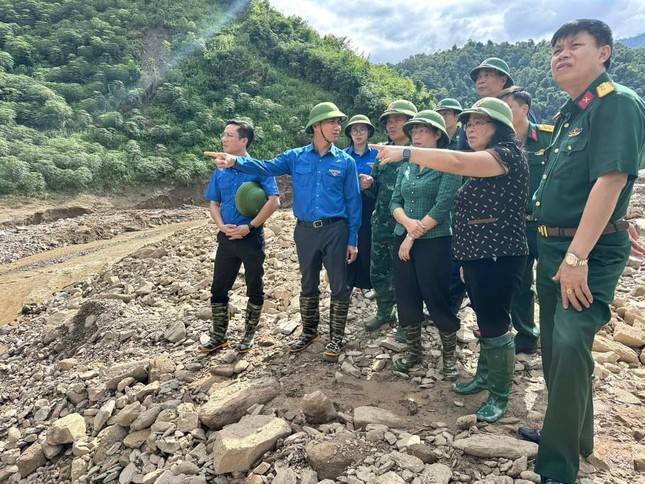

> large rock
[373,472,405,484]
[113,401,142,427]
[353,406,408,430]
[16,443,46,477]
[101,360,149,390]
[305,437,364,480]
[199,378,280,430]
[149,357,176,382]
[130,405,162,431]
[212,415,291,474]
[593,336,639,364]
[47,413,86,445]
[613,323,645,348]
[94,425,128,464]
[301,390,337,424]
[419,463,452,484]
[387,451,424,473]
[165,320,186,343]
[453,434,538,460]
[94,399,116,433]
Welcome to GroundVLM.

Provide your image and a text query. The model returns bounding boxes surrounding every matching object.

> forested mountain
[394,39,645,123]
[0,0,430,194]
[620,33,645,48]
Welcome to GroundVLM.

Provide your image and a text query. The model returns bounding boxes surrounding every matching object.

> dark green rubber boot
[476,333,515,423]
[365,305,397,332]
[452,347,488,395]
[289,296,320,352]
[439,331,459,381]
[198,303,230,353]
[392,324,423,372]
[323,298,350,362]
[237,302,262,353]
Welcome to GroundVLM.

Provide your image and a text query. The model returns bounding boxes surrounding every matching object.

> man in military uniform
[364,100,417,335]
[499,86,553,354]
[199,120,280,354]
[207,103,362,363]
[518,19,645,484]
[436,98,463,150]
[458,57,513,151]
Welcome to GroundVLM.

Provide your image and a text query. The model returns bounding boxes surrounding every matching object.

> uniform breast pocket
[323,168,346,194]
[294,163,314,189]
[563,136,589,177]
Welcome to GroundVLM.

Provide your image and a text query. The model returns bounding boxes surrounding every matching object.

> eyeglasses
[350,126,369,134]
[220,132,240,139]
[410,126,432,135]
[465,120,492,130]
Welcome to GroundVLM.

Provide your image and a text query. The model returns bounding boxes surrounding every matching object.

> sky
[267,0,645,63]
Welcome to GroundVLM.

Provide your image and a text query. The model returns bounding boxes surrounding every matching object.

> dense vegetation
[0,0,430,195]
[394,39,645,123]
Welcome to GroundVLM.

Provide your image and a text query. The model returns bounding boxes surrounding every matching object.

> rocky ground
[0,180,645,484]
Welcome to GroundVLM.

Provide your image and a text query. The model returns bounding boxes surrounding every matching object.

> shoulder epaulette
[538,124,554,133]
[597,81,615,98]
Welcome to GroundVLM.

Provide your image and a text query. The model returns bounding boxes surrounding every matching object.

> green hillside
[0,0,431,195]
[394,39,645,123]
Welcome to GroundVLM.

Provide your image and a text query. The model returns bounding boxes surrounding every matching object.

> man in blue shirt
[199,119,280,355]
[206,102,362,362]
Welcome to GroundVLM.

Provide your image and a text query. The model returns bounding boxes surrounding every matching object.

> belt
[297,217,343,228]
[537,219,629,238]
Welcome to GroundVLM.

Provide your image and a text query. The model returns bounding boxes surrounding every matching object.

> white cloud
[267,0,645,63]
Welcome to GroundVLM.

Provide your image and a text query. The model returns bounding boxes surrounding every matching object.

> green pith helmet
[469,57,514,88]
[344,114,375,138]
[458,97,515,132]
[379,99,418,123]
[403,110,450,148]
[235,181,268,218]
[305,102,347,134]
[436,98,463,113]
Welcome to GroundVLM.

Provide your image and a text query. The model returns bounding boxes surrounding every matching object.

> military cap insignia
[474,100,482,108]
[578,91,595,109]
[568,127,582,137]
[596,82,615,98]
[387,103,395,110]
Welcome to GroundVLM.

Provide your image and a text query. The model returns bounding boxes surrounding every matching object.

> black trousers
[294,219,351,300]
[347,193,374,290]
[211,229,265,306]
[393,235,460,333]
[461,255,526,338]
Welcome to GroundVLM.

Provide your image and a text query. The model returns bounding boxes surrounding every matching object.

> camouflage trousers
[369,233,396,312]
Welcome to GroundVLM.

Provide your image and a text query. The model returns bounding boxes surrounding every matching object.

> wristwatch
[402,148,411,162]
[564,252,588,267]
[247,222,258,232]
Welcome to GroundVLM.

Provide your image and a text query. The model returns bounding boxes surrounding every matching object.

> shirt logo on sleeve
[568,128,582,137]
[329,169,341,176]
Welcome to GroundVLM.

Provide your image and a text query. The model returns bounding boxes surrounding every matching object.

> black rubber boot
[323,298,350,362]
[392,324,423,372]
[237,302,262,353]
[198,303,229,353]
[439,331,459,381]
[289,296,320,352]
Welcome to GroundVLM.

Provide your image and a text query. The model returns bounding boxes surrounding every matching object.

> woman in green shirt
[389,110,462,379]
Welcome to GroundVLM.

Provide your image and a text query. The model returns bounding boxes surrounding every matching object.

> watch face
[565,253,577,265]
[403,148,411,161]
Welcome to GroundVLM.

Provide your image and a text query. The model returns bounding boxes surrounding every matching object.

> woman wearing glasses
[389,110,461,379]
[344,115,378,299]
[371,98,529,423]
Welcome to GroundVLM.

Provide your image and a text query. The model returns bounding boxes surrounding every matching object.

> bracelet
[406,234,415,240]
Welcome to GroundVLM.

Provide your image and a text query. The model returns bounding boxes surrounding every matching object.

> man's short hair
[498,86,532,110]
[226,119,255,148]
[551,19,613,70]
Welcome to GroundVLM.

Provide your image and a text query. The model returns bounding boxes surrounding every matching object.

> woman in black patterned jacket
[371,97,528,423]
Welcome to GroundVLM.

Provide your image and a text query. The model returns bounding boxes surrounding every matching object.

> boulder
[453,434,538,460]
[212,415,291,474]
[47,413,86,445]
[101,360,149,390]
[16,443,46,477]
[301,390,337,424]
[199,378,280,430]
[419,463,452,484]
[353,406,408,429]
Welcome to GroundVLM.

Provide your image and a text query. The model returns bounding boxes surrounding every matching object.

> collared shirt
[524,122,553,214]
[233,144,362,246]
[345,145,378,176]
[446,131,460,151]
[532,72,645,228]
[204,169,279,226]
[367,142,405,238]
[453,142,529,261]
[390,163,461,239]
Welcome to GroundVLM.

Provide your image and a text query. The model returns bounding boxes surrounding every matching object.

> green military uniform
[368,154,403,318]
[510,122,553,352]
[532,72,645,483]
[446,133,459,151]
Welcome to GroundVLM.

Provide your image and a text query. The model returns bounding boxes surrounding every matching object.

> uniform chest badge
[568,128,582,137]
[367,162,374,168]
[534,149,545,156]
[329,169,341,176]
